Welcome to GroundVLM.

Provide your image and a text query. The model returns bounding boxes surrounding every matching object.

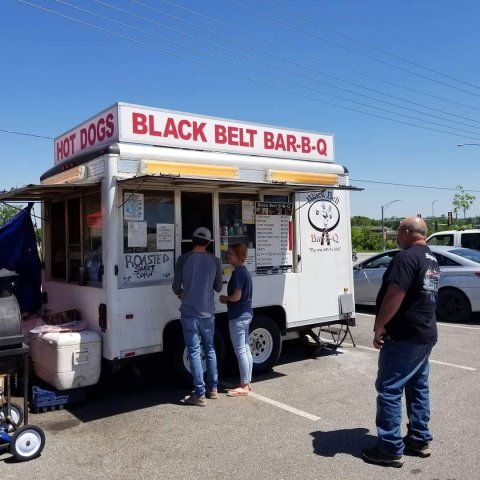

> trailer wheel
[167,330,226,386]
[10,425,46,462]
[249,315,281,374]
[0,402,24,432]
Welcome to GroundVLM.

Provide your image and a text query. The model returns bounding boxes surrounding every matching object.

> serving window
[122,190,175,286]
[219,193,258,276]
[48,189,103,286]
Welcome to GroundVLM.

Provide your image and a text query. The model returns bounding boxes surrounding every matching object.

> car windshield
[448,248,480,264]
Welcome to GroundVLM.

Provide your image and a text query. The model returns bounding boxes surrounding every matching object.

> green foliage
[351,216,373,227]
[351,226,383,251]
[452,185,476,220]
[0,203,19,226]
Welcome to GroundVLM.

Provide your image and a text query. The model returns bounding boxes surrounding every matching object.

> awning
[117,175,363,192]
[0,183,100,202]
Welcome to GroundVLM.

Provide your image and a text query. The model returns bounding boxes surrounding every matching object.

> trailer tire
[166,329,226,387]
[250,315,281,374]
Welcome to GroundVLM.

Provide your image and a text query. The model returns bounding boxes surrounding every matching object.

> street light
[432,199,438,218]
[457,143,480,147]
[381,200,401,251]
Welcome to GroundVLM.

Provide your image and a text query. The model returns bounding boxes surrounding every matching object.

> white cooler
[30,330,101,390]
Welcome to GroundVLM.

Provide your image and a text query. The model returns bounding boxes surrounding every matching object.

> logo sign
[308,199,340,232]
[119,105,334,162]
[54,103,335,164]
[305,191,342,248]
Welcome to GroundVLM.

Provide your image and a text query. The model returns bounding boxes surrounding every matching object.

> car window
[460,233,480,251]
[427,234,453,246]
[432,252,460,267]
[449,248,480,264]
[363,252,397,269]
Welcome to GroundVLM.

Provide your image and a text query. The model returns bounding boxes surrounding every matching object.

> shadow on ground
[311,428,376,459]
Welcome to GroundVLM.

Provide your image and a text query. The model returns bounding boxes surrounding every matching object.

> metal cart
[0,344,46,461]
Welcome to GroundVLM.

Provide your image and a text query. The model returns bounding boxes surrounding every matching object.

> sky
[1,0,480,220]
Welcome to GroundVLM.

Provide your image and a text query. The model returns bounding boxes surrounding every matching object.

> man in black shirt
[362,216,440,468]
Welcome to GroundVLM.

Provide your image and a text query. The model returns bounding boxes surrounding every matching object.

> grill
[0,271,24,372]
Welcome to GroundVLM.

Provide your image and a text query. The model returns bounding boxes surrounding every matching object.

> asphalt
[1,311,479,479]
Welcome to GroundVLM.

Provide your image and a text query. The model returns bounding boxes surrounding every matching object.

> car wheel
[436,288,471,323]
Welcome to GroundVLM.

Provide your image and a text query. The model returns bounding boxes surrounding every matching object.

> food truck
[0,103,358,384]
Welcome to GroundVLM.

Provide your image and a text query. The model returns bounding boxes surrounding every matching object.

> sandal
[227,384,252,392]
[226,387,249,397]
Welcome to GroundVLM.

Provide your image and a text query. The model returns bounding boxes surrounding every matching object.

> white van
[426,230,480,251]
[0,103,359,384]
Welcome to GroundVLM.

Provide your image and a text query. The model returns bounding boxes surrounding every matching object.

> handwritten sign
[128,221,147,248]
[156,223,175,250]
[123,251,174,284]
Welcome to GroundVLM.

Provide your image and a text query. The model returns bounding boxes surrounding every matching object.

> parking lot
[2,311,479,479]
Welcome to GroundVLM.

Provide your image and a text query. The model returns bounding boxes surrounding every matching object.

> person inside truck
[219,243,253,397]
[172,227,223,407]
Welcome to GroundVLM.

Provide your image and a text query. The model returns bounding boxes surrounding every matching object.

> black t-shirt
[376,245,440,343]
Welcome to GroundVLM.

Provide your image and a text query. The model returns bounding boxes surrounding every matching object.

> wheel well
[163,319,183,347]
[252,306,286,334]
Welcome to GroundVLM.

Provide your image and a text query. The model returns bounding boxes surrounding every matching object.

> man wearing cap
[172,227,223,407]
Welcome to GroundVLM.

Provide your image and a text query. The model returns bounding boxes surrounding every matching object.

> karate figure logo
[307,198,340,244]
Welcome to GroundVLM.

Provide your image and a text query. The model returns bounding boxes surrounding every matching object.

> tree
[452,185,476,220]
[0,203,19,226]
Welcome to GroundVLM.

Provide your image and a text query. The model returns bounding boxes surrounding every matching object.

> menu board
[255,202,293,274]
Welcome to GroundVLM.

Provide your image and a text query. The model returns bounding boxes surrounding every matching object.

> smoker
[0,270,24,372]
[0,269,46,461]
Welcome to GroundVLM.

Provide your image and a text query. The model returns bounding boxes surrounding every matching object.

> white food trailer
[1,103,358,383]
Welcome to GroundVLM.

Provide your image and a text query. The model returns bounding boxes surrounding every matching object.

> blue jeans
[375,338,435,455]
[229,312,253,385]
[181,314,218,396]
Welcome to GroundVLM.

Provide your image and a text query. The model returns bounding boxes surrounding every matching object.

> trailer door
[296,190,353,321]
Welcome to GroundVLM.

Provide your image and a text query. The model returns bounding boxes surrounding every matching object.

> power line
[15,1,480,142]
[85,1,480,133]
[351,179,480,193]
[229,0,480,98]
[119,0,480,128]
[154,0,480,114]
[259,0,480,92]
[54,0,480,136]
[0,128,53,140]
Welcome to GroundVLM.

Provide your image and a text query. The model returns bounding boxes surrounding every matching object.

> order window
[122,190,175,286]
[219,193,258,276]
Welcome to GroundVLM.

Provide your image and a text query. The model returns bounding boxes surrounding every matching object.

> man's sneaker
[185,393,206,407]
[404,437,431,457]
[206,388,218,399]
[362,446,404,468]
